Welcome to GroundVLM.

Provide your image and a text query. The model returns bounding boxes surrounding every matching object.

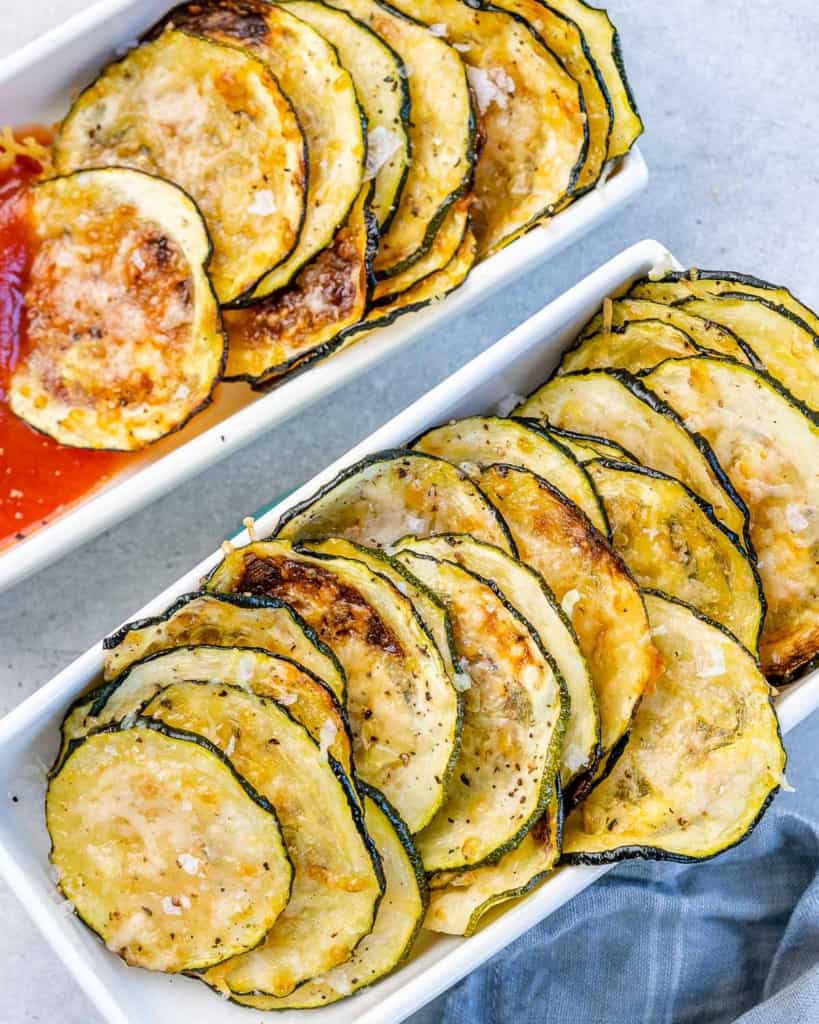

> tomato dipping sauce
[0,139,128,551]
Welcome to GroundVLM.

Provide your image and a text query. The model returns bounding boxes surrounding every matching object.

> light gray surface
[1,2,818,1022]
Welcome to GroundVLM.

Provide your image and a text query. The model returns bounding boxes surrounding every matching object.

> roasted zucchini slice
[285,0,410,229]
[540,425,637,464]
[389,0,587,257]
[8,167,224,451]
[559,319,701,375]
[563,592,785,862]
[54,29,306,304]
[47,721,292,973]
[425,787,561,936]
[586,459,765,654]
[643,357,819,679]
[519,370,751,547]
[412,415,609,535]
[222,183,375,384]
[234,783,427,1010]
[477,464,660,771]
[143,682,382,996]
[205,540,460,832]
[394,543,567,872]
[330,0,476,278]
[274,449,514,553]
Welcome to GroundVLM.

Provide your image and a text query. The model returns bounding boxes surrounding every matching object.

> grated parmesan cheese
[428,23,448,37]
[466,66,515,114]
[248,189,277,216]
[319,719,337,758]
[364,126,403,182]
[161,896,183,916]
[177,853,200,875]
[785,504,809,532]
[561,588,581,617]
[695,645,726,678]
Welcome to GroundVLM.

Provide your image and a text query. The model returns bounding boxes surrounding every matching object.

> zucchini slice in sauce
[400,533,598,784]
[144,682,383,996]
[540,425,638,464]
[563,592,785,863]
[394,543,567,872]
[412,415,609,535]
[389,0,587,257]
[425,787,561,936]
[285,0,411,229]
[54,29,306,305]
[47,722,292,973]
[103,590,345,699]
[164,0,366,302]
[205,540,460,832]
[643,357,819,679]
[519,370,751,547]
[586,459,765,655]
[559,319,701,375]
[235,783,427,1010]
[8,168,224,451]
[222,183,376,384]
[477,464,661,773]
[330,0,476,278]
[274,448,514,553]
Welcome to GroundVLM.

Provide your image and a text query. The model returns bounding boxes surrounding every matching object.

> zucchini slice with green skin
[393,544,568,872]
[163,1,366,303]
[143,682,383,997]
[234,783,427,1010]
[274,448,515,553]
[539,425,638,464]
[586,459,765,654]
[103,590,345,700]
[9,167,225,451]
[54,29,306,305]
[329,0,476,278]
[389,0,587,258]
[519,369,752,548]
[563,592,785,863]
[425,785,561,936]
[398,533,598,784]
[477,464,661,774]
[47,721,293,974]
[559,319,701,375]
[412,415,609,536]
[205,540,460,832]
[642,357,819,680]
[284,0,411,230]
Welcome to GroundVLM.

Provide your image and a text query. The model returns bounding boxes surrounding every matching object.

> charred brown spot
[161,1,271,47]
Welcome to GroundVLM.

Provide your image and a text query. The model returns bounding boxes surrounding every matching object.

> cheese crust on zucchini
[540,425,638,464]
[559,319,702,375]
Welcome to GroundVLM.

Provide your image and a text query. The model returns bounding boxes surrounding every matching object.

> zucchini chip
[47,722,292,973]
[330,0,475,278]
[394,543,567,872]
[643,357,819,679]
[222,183,375,384]
[425,788,561,936]
[275,448,514,553]
[412,415,609,535]
[519,370,751,546]
[399,534,598,784]
[234,784,427,1010]
[103,590,345,699]
[285,0,410,229]
[54,29,306,305]
[559,319,701,375]
[477,464,661,770]
[389,0,587,257]
[586,459,765,654]
[8,168,224,451]
[205,541,460,832]
[541,425,638,464]
[563,592,785,863]
[143,682,383,996]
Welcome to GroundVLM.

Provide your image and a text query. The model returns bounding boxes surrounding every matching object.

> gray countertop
[1,2,818,1021]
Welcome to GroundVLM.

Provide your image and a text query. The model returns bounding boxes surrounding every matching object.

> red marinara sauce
[0,139,128,551]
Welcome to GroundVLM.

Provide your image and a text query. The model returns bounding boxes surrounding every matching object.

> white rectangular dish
[0,0,648,594]
[1,238,817,1024]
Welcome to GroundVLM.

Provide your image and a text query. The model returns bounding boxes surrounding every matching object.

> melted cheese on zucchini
[560,319,701,375]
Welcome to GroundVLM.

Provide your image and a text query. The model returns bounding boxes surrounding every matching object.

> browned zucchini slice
[563,592,785,862]
[47,722,292,973]
[559,319,701,375]
[206,540,460,832]
[54,29,306,304]
[9,168,224,451]
[274,449,514,553]
[643,356,819,679]
[143,682,382,996]
[540,425,638,463]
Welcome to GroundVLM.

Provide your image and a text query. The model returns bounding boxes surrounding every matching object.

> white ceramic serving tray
[0,0,648,594]
[1,238,817,1024]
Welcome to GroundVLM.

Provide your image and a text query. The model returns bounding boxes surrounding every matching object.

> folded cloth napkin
[410,713,819,1024]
